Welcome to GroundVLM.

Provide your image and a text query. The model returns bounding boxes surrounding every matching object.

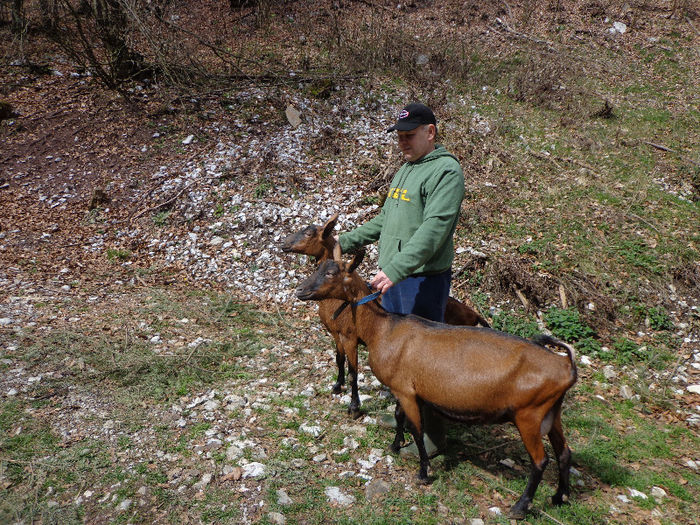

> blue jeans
[380,269,451,322]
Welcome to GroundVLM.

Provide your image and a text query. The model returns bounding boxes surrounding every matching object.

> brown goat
[281,213,489,418]
[295,252,577,519]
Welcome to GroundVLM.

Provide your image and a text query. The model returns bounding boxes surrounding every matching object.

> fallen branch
[130,183,191,222]
[492,18,557,53]
[643,141,700,167]
[644,141,674,153]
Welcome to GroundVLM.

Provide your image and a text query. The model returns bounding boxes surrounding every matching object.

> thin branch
[130,183,191,222]
[643,141,700,167]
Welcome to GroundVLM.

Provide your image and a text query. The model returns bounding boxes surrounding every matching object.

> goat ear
[348,247,366,274]
[332,242,342,262]
[322,213,339,239]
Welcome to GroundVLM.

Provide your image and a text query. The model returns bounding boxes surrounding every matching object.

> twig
[686,16,700,37]
[626,212,660,233]
[462,440,514,456]
[492,18,557,53]
[501,0,513,19]
[515,288,530,311]
[559,284,568,309]
[130,183,191,222]
[472,469,571,525]
[643,141,700,167]
[644,141,674,153]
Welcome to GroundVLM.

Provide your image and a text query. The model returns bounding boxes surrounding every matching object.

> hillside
[1,1,699,523]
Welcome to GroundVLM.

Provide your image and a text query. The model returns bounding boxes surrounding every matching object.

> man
[337,102,465,456]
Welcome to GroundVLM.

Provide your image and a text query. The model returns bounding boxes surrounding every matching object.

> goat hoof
[551,493,570,506]
[416,473,431,485]
[331,383,343,395]
[347,406,362,420]
[508,504,528,520]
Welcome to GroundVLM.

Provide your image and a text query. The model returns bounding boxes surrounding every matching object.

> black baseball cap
[386,102,437,132]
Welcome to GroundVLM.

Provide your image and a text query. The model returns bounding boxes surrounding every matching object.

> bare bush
[320,5,473,86]
[507,50,582,110]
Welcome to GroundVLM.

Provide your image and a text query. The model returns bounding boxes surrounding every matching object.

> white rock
[276,489,293,506]
[182,135,194,145]
[651,486,667,499]
[299,422,322,437]
[268,512,286,525]
[7,388,18,396]
[628,487,647,499]
[610,21,627,34]
[499,458,516,468]
[469,520,485,525]
[617,494,630,503]
[620,385,635,399]
[343,436,359,450]
[241,462,266,478]
[117,499,132,511]
[193,473,212,490]
[580,355,592,366]
[285,105,302,128]
[687,384,700,394]
[488,506,502,515]
[203,400,220,411]
[324,486,355,506]
[0,318,12,326]
[227,445,244,460]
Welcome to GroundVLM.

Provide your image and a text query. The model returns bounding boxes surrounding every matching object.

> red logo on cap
[399,110,409,119]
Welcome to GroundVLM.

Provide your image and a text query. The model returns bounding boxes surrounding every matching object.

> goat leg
[547,412,572,505]
[396,397,431,483]
[551,446,572,506]
[509,456,548,519]
[346,361,361,418]
[390,402,405,453]
[342,336,362,419]
[510,412,550,519]
[331,342,345,394]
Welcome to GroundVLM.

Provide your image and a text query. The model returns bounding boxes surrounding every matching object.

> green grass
[3,285,699,523]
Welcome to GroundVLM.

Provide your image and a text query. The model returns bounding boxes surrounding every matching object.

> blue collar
[331,291,381,320]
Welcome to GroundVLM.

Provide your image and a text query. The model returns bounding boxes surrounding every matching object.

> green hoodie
[339,145,464,284]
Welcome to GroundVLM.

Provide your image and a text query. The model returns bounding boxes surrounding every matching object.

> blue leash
[355,290,382,305]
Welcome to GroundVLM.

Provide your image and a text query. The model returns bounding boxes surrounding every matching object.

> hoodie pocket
[379,234,402,260]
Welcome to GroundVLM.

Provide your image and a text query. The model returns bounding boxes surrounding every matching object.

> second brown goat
[282,213,489,418]
[295,249,577,519]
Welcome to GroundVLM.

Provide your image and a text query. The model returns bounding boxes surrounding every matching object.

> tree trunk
[11,0,24,34]
[39,0,59,31]
[92,0,146,81]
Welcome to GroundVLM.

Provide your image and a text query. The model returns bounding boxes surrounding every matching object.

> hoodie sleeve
[380,165,464,283]
[338,206,386,254]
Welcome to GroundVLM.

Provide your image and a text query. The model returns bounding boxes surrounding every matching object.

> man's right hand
[371,270,394,294]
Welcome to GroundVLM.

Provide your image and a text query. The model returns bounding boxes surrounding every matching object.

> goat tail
[531,334,578,383]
